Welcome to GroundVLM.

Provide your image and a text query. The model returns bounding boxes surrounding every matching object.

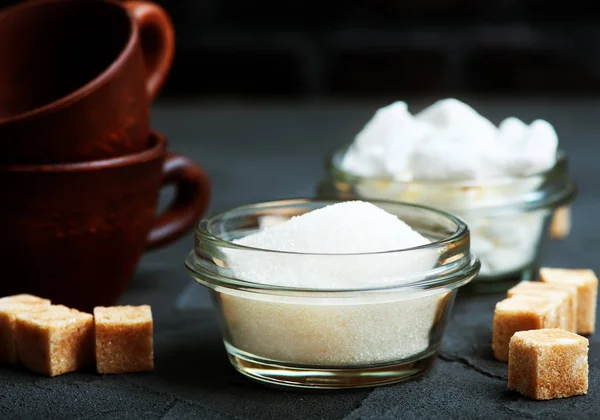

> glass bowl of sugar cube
[319,99,576,292]
[185,199,480,389]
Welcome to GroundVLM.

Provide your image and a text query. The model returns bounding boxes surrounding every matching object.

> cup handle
[124,1,175,100]
[146,153,211,250]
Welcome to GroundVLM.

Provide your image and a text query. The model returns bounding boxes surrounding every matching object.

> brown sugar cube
[540,268,598,334]
[0,300,52,363]
[549,206,571,240]
[507,281,577,332]
[15,305,94,376]
[508,328,588,400]
[94,305,153,373]
[492,296,561,362]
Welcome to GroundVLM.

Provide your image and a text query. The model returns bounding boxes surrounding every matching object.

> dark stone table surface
[1,99,599,419]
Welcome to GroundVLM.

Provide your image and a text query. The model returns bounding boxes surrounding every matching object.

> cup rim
[0,130,166,172]
[0,0,140,125]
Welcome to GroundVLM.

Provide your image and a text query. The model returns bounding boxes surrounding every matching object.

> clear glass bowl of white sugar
[319,100,576,292]
[185,199,480,389]
[321,149,575,293]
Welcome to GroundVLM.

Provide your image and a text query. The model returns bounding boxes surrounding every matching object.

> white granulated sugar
[221,291,448,366]
[220,201,445,366]
[229,201,432,289]
[236,201,429,253]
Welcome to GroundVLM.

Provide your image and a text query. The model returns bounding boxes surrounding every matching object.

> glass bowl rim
[194,198,469,256]
[326,147,577,214]
[185,198,480,294]
[330,145,569,187]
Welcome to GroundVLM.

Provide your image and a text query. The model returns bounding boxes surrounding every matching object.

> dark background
[0,3,599,417]
[3,0,600,100]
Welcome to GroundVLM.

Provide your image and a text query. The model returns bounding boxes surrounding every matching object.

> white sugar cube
[496,118,558,176]
[340,145,387,178]
[416,98,498,145]
[498,117,529,146]
[410,99,500,180]
[523,119,558,173]
[352,101,409,148]
[408,134,484,180]
[417,98,481,126]
[342,102,426,178]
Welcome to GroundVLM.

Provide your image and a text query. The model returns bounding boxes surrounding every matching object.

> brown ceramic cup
[0,130,211,311]
[0,0,175,164]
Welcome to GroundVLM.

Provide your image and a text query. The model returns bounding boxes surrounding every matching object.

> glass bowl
[185,199,480,389]
[319,148,577,293]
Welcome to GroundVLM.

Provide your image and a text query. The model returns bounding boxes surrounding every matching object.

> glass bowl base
[226,346,438,390]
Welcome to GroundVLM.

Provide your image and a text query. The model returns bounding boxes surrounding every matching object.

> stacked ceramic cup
[0,0,211,311]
